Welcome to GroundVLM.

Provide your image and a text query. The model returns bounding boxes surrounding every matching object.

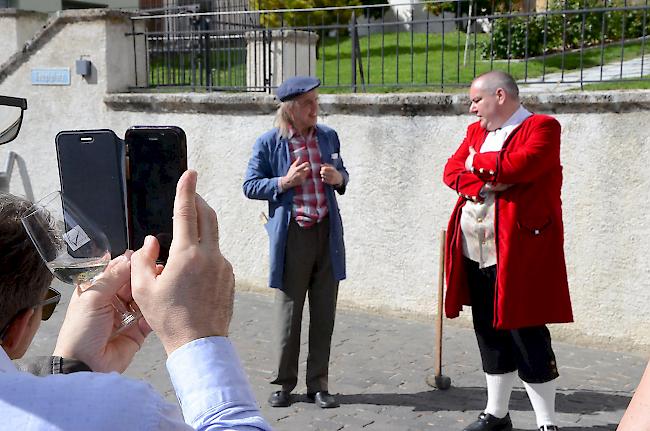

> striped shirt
[288,127,328,227]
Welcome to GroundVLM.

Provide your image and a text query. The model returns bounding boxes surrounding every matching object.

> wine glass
[21,190,140,333]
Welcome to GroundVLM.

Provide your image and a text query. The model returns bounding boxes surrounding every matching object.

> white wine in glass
[48,256,111,285]
[21,190,140,331]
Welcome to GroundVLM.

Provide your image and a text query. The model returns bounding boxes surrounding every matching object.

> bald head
[473,71,520,101]
[468,71,522,131]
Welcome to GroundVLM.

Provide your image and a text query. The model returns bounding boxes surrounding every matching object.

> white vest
[461,106,532,268]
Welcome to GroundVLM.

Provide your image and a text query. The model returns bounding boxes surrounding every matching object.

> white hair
[274,100,297,139]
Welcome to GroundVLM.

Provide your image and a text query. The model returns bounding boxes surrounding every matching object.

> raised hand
[281,157,311,189]
[53,252,151,373]
[131,170,235,355]
[320,163,343,186]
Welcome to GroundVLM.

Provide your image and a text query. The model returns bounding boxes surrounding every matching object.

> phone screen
[56,130,129,257]
[127,127,187,263]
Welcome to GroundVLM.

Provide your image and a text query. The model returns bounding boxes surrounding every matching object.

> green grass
[147,53,247,88]
[315,31,650,92]
[145,32,650,91]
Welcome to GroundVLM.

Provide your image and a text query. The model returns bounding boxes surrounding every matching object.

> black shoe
[307,391,339,408]
[268,390,291,407]
[539,426,559,431]
[463,412,513,431]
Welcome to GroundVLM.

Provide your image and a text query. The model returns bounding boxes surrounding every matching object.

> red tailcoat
[443,114,573,330]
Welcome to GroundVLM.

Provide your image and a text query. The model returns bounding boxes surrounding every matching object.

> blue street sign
[31,68,71,86]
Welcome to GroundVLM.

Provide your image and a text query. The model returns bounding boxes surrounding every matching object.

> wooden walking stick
[426,229,452,390]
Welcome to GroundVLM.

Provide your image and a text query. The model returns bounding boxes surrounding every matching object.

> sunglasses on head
[0,287,61,341]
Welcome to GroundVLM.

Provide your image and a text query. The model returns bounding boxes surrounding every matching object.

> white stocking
[523,379,557,427]
[484,371,517,418]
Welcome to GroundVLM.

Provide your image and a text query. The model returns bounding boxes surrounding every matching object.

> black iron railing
[129,0,650,92]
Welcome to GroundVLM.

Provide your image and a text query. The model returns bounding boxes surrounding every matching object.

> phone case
[55,129,129,256]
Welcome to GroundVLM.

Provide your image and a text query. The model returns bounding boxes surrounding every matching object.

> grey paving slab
[25,282,647,430]
[520,54,650,92]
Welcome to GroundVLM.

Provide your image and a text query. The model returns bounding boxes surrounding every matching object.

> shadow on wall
[83,63,98,85]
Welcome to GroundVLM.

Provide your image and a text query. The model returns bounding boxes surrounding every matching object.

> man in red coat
[443,71,573,431]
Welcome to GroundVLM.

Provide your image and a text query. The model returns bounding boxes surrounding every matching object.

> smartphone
[55,129,129,256]
[125,126,187,263]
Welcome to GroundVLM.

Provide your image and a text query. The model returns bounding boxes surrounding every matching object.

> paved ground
[519,54,650,92]
[27,282,647,431]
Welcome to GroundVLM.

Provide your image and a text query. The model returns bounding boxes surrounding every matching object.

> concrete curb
[104,90,650,116]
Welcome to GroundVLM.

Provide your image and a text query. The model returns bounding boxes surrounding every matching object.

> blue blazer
[243,125,349,289]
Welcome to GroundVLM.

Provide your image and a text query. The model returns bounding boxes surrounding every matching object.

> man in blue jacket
[243,76,349,409]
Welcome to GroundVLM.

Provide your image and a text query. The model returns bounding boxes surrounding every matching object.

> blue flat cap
[276,76,321,102]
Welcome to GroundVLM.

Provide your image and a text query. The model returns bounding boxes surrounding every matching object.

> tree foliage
[250,0,361,28]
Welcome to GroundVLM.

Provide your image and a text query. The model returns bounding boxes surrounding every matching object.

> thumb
[85,252,131,297]
[131,236,160,298]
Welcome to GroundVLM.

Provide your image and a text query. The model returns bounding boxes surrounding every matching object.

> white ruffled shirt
[460,106,532,268]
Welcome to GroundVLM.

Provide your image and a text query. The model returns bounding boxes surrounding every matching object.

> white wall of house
[0,9,48,65]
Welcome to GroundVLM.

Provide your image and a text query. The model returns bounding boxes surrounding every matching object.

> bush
[481,16,546,59]
[604,6,647,41]
[480,0,648,60]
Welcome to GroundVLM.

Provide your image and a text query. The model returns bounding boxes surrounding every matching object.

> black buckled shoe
[268,390,291,407]
[307,391,339,408]
[463,412,513,431]
[539,426,559,431]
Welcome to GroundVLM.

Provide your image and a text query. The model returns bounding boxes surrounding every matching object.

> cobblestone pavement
[27,283,647,431]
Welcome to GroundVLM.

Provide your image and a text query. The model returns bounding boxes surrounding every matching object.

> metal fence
[129,0,650,92]
[133,0,255,90]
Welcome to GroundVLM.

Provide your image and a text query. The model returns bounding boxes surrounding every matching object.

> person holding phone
[243,76,349,409]
[0,171,272,430]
